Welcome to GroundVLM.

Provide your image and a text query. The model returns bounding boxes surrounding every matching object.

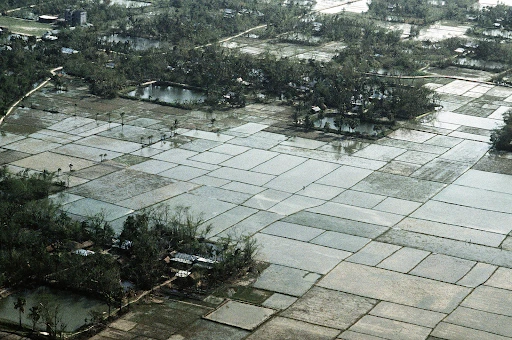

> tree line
[0,0,473,123]
[368,0,476,24]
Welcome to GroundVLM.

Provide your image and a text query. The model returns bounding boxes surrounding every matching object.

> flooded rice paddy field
[1,73,512,339]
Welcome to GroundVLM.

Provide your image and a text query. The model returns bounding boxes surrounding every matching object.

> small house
[223,9,235,18]
[311,106,322,114]
[74,249,95,256]
[61,47,78,54]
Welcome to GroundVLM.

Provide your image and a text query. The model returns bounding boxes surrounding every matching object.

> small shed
[311,106,322,114]
[74,249,95,256]
[61,47,78,54]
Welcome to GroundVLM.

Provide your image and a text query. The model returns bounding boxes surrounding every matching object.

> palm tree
[14,296,26,328]
[28,305,41,331]
[303,114,313,131]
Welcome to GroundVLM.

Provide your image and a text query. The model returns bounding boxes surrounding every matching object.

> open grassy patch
[213,286,273,305]
[0,16,52,36]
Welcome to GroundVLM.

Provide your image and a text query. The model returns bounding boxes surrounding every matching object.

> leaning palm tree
[28,305,41,331]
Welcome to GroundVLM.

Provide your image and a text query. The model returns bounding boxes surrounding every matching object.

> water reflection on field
[315,116,377,135]
[414,23,470,42]
[482,29,512,39]
[127,84,206,104]
[455,58,507,71]
[101,34,160,51]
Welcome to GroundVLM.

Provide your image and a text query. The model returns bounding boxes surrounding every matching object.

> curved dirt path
[0,66,62,126]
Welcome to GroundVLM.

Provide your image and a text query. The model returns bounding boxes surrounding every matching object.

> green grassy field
[0,16,52,36]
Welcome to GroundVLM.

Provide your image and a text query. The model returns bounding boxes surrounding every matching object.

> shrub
[491,110,512,152]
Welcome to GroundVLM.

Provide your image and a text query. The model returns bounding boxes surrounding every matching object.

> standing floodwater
[128,84,207,104]
[0,286,107,332]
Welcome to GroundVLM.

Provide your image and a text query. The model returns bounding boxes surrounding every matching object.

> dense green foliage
[54,18,436,119]
[1,0,502,123]
[0,0,34,12]
[0,36,52,115]
[119,207,257,290]
[368,0,476,23]
[0,168,121,291]
[15,0,309,44]
[0,168,76,286]
[473,40,512,64]
[472,4,512,29]
[0,167,257,305]
[491,110,512,151]
[116,0,309,44]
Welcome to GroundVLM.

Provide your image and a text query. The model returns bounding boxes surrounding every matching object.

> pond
[482,29,512,39]
[455,58,507,71]
[478,0,512,8]
[315,116,378,135]
[414,24,470,42]
[100,34,161,51]
[127,84,207,104]
[0,286,107,332]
